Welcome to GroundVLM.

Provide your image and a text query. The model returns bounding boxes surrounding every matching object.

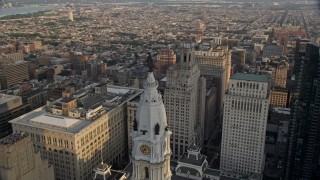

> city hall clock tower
[130,70,172,180]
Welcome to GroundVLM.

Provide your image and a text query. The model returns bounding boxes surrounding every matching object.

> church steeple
[130,70,172,180]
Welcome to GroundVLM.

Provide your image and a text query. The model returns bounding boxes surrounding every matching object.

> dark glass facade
[285,43,320,180]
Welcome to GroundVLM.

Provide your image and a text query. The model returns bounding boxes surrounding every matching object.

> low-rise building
[0,94,31,138]
[270,88,288,108]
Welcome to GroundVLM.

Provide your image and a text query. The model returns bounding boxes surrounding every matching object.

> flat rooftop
[0,133,27,145]
[0,94,20,105]
[11,109,92,134]
[10,85,143,134]
[273,107,290,115]
[107,87,131,94]
[0,94,22,114]
[30,114,81,129]
[231,73,268,82]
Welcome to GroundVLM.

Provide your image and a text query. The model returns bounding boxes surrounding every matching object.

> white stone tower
[130,71,172,180]
[220,73,269,179]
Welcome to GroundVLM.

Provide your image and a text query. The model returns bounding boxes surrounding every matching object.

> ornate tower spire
[130,63,171,180]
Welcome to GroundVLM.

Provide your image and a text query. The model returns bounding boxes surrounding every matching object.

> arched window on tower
[145,167,149,178]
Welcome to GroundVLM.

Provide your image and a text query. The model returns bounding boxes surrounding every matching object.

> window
[145,167,149,178]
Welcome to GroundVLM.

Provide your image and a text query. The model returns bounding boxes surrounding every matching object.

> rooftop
[0,133,27,145]
[231,73,268,82]
[60,97,76,103]
[0,93,20,104]
[273,107,290,115]
[0,94,22,114]
[178,151,206,166]
[30,114,81,129]
[10,85,143,134]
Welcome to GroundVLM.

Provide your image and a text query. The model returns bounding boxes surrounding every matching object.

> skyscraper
[285,43,320,179]
[195,46,231,113]
[164,44,206,160]
[130,71,172,180]
[0,51,29,89]
[220,73,269,179]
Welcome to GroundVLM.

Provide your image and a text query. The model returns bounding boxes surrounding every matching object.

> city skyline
[0,0,319,180]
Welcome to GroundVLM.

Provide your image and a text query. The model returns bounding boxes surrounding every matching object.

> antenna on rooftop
[193,135,196,146]
[100,146,104,164]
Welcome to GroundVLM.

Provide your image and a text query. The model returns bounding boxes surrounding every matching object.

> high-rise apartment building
[0,133,54,180]
[164,44,206,160]
[156,48,176,76]
[10,84,143,180]
[285,43,320,179]
[195,46,231,112]
[130,71,172,180]
[259,59,289,108]
[220,73,269,179]
[0,51,29,89]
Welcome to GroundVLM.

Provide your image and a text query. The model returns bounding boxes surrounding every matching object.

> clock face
[140,144,151,155]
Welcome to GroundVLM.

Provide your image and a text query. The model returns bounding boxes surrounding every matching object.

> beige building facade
[195,46,231,91]
[271,60,289,88]
[126,99,139,155]
[195,46,231,113]
[270,89,288,107]
[10,84,143,180]
[165,44,206,160]
[0,133,54,180]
